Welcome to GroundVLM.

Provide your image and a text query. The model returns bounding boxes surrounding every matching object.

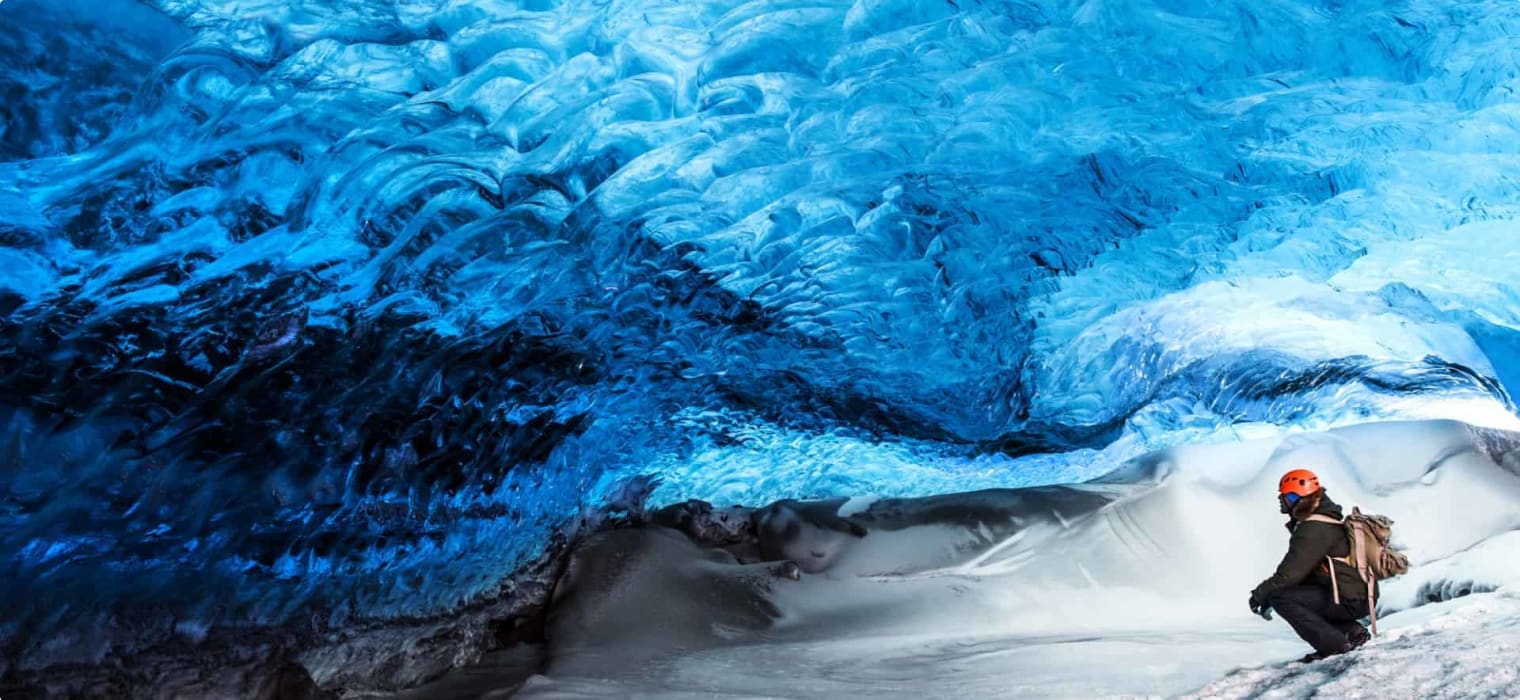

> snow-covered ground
[1185,592,1520,700]
[509,594,1520,700]
[488,419,1520,699]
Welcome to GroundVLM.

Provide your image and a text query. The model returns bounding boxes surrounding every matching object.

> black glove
[1249,594,1272,620]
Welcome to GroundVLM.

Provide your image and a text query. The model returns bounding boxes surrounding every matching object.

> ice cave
[3,0,1520,697]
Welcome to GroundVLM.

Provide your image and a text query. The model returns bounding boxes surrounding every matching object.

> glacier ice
[4,0,1520,681]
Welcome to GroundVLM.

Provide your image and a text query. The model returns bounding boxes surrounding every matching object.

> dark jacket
[1251,495,1370,604]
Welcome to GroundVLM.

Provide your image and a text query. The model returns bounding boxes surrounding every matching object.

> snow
[1183,592,1520,700]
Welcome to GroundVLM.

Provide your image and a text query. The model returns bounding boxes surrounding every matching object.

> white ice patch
[837,494,880,517]
[1379,530,1520,614]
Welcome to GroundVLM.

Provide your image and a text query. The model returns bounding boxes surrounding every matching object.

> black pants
[1266,585,1367,654]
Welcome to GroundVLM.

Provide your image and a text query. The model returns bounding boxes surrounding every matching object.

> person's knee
[1265,588,1298,608]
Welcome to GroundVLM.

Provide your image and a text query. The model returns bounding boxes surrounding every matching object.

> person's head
[1277,468,1322,518]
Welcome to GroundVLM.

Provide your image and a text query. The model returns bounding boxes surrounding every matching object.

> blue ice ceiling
[4,0,1520,664]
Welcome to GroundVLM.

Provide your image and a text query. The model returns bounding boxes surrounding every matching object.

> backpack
[1346,508,1410,581]
[1305,507,1409,635]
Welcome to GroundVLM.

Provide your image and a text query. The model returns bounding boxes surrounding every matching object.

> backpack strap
[1325,556,1341,604]
[1345,514,1380,636]
[1302,514,1352,605]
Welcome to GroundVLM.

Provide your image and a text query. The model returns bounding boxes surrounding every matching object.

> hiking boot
[1346,626,1371,651]
[1298,642,1354,664]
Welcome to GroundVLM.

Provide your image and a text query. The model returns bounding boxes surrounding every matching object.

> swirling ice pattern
[3,0,1520,666]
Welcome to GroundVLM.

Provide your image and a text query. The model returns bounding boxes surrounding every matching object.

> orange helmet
[1278,469,1321,498]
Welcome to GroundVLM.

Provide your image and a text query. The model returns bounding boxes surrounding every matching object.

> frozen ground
[1184,591,1520,700]
[516,593,1520,700]
[400,593,1520,700]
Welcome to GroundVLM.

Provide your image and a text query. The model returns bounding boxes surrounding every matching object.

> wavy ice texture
[5,0,1520,670]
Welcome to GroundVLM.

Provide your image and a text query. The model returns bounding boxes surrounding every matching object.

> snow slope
[1184,592,1520,700]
